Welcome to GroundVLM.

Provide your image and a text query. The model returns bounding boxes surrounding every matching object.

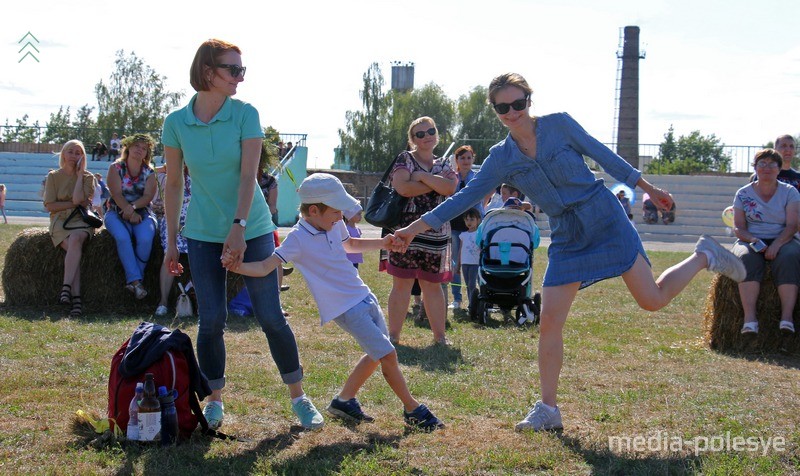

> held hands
[393,225,418,252]
[221,248,239,271]
[382,233,406,252]
[222,226,247,270]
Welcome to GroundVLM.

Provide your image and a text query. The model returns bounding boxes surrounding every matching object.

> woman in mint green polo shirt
[161,39,323,430]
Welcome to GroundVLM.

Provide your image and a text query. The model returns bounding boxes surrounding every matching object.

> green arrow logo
[18,31,40,63]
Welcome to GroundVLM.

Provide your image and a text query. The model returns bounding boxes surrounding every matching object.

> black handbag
[63,205,103,229]
[364,157,408,229]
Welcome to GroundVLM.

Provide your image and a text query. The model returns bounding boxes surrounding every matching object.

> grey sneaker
[695,235,746,282]
[515,401,563,432]
[292,396,324,430]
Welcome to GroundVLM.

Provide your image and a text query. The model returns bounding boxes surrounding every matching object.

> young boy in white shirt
[224,173,444,431]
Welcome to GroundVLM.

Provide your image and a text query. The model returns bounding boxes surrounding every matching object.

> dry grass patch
[0,229,798,475]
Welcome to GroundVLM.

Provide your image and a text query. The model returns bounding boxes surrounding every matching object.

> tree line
[4,55,789,174]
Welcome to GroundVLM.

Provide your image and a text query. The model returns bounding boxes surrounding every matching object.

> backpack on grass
[107,322,212,440]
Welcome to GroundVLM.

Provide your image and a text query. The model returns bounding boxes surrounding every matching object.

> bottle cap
[158,386,167,396]
[136,382,144,391]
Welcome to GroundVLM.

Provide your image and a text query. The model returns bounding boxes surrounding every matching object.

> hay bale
[2,227,244,314]
[703,272,800,353]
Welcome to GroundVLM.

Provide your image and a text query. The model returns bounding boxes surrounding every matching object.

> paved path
[6,217,697,253]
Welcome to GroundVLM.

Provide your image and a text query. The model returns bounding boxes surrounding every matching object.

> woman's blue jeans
[104,209,156,284]
[188,234,302,390]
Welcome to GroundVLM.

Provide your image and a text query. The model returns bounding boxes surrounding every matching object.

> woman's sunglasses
[218,64,246,78]
[493,95,529,114]
[414,127,437,139]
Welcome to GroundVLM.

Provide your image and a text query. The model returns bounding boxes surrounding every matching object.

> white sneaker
[695,235,746,282]
[155,305,168,316]
[515,401,563,431]
[447,301,462,310]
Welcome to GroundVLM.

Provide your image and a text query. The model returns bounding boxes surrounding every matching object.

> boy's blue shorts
[333,293,395,361]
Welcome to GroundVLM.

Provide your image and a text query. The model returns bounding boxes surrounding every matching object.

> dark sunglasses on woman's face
[218,64,246,78]
[414,127,437,139]
[493,95,529,114]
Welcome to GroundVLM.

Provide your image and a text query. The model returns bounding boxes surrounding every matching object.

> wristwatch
[233,218,247,228]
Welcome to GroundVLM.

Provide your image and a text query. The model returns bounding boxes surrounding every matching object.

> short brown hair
[752,148,782,168]
[454,145,474,159]
[488,73,533,105]
[190,39,242,92]
[299,202,329,217]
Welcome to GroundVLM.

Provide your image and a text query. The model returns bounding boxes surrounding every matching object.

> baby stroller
[469,208,542,326]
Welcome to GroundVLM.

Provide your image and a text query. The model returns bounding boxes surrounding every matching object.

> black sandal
[69,296,82,317]
[59,284,72,305]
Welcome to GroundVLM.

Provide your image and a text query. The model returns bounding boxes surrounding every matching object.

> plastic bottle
[137,373,161,441]
[126,382,144,441]
[158,386,179,446]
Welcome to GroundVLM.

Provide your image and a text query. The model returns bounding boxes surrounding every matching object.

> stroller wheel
[476,300,488,326]
[515,306,528,327]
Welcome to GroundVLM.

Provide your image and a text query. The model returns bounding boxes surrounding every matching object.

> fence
[0,125,307,157]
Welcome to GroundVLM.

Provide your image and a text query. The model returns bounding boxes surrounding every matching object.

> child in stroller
[469,202,541,326]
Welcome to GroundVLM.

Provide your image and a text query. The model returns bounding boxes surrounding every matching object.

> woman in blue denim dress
[396,73,746,432]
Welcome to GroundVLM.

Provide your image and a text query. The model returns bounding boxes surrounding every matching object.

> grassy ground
[0,224,798,475]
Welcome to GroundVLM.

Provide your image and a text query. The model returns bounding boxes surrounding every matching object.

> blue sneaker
[292,396,324,430]
[327,395,375,423]
[203,400,224,430]
[403,404,444,432]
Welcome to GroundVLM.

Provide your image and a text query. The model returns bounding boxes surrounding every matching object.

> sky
[3,0,799,169]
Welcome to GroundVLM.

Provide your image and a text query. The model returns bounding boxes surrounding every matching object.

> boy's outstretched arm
[343,233,403,253]
[225,253,282,277]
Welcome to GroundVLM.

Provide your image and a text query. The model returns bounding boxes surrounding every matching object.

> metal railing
[0,125,307,159]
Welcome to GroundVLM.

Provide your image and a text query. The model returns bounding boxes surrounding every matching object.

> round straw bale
[2,227,244,314]
[703,272,799,353]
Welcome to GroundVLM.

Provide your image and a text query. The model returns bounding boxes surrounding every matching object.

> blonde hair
[407,116,438,150]
[58,140,86,168]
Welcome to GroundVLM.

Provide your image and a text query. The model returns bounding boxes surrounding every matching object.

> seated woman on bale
[733,148,800,335]
[43,140,98,317]
[104,133,158,300]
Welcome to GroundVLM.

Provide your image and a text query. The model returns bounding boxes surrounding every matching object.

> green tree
[646,125,732,174]
[455,85,507,163]
[94,50,184,136]
[338,63,391,172]
[42,106,72,145]
[4,115,40,143]
[339,64,456,172]
[72,105,100,146]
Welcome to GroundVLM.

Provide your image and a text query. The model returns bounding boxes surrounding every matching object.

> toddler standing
[458,208,482,309]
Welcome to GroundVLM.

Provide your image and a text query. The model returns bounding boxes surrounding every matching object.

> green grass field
[0,224,798,475]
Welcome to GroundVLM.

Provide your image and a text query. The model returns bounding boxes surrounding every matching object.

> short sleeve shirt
[162,94,272,242]
[734,182,800,239]
[276,219,370,324]
[460,230,480,265]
